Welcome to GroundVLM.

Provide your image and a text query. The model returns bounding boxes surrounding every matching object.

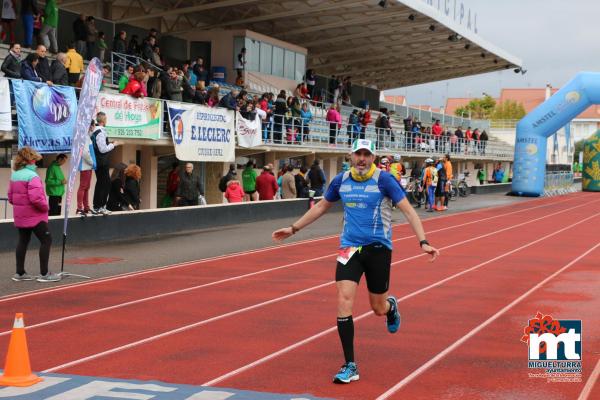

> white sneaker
[12,273,34,281]
[37,272,61,282]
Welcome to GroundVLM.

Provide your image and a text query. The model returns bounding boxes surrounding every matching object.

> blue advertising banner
[13,80,77,153]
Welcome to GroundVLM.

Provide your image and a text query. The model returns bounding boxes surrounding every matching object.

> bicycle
[457,171,470,197]
[405,176,426,206]
[447,180,458,201]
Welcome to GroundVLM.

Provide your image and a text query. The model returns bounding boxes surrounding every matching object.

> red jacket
[255,171,278,200]
[121,79,147,98]
[225,180,245,203]
[432,123,443,136]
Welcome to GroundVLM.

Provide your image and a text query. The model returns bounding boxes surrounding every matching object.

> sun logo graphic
[565,91,581,104]
[521,312,581,360]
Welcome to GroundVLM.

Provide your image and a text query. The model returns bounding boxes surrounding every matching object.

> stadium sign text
[423,0,478,34]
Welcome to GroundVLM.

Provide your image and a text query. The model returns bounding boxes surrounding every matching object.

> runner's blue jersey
[325,169,406,249]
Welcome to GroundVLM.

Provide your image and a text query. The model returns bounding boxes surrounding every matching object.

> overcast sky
[385,0,600,108]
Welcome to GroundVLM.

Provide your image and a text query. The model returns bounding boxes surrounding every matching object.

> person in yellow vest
[423,158,437,212]
[389,154,406,187]
[65,42,83,85]
[443,154,453,208]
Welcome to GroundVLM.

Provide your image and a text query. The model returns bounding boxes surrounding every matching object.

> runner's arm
[396,197,439,261]
[272,198,333,241]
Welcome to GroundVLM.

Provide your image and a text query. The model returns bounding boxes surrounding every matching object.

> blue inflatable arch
[512,72,600,196]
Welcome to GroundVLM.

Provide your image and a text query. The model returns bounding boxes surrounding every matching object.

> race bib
[337,246,361,265]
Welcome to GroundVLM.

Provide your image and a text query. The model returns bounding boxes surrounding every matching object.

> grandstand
[0,0,523,211]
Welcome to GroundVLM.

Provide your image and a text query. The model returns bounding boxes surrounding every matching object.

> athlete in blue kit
[273,139,439,384]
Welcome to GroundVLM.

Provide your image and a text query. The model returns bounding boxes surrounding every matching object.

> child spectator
[225,178,245,203]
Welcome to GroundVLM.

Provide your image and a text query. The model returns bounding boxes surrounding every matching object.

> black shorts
[436,179,447,196]
[335,243,392,294]
[245,190,256,195]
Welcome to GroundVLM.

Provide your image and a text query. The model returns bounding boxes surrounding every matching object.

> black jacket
[50,60,68,85]
[20,0,39,15]
[73,19,87,41]
[176,172,203,201]
[113,37,127,54]
[107,178,126,211]
[1,53,21,78]
[123,177,140,209]
[35,57,52,82]
[141,41,154,62]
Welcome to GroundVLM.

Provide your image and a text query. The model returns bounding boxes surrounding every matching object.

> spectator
[44,153,67,216]
[106,162,127,212]
[280,164,297,199]
[176,162,203,206]
[293,83,303,99]
[101,64,111,88]
[218,89,239,111]
[97,31,107,62]
[121,71,147,98]
[328,75,338,103]
[8,147,59,282]
[477,168,486,185]
[1,0,17,44]
[152,46,163,67]
[273,90,287,143]
[235,47,246,78]
[480,130,489,155]
[224,177,245,203]
[375,108,392,149]
[34,44,51,81]
[304,68,316,99]
[326,103,341,146]
[118,64,134,92]
[65,43,83,85]
[50,52,68,85]
[113,31,127,54]
[360,105,372,139]
[1,42,21,78]
[432,119,443,152]
[299,102,312,142]
[127,34,140,57]
[39,0,58,53]
[306,159,326,196]
[207,85,220,107]
[141,36,155,62]
[164,162,180,207]
[20,53,43,82]
[92,112,121,215]
[72,14,86,56]
[473,128,480,154]
[423,158,437,212]
[465,126,473,154]
[76,121,96,216]
[84,16,97,60]
[443,153,453,208]
[454,126,464,153]
[242,160,258,201]
[146,68,161,99]
[255,165,278,200]
[193,57,209,86]
[218,164,236,194]
[166,68,183,101]
[347,109,360,145]
[20,0,38,48]
[32,11,41,47]
[295,166,309,198]
[123,164,141,210]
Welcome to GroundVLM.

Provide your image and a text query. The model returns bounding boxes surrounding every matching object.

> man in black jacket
[176,163,203,206]
[113,31,127,54]
[92,112,122,215]
[72,14,87,56]
[35,45,52,82]
[1,43,22,78]
[50,53,68,85]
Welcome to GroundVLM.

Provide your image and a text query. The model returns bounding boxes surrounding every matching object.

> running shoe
[386,296,401,333]
[12,273,34,282]
[333,362,359,384]
[37,272,61,282]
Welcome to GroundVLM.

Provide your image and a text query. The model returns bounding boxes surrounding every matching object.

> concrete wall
[0,197,339,252]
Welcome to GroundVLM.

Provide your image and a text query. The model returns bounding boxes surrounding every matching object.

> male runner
[272,139,439,384]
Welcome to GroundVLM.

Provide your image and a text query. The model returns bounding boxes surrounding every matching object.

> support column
[264,152,277,169]
[322,157,338,184]
[205,162,225,205]
[140,146,157,209]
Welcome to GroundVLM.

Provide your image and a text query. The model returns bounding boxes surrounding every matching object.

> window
[259,42,272,75]
[284,50,295,80]
[233,37,245,70]
[272,46,284,77]
[244,37,260,72]
[295,53,306,82]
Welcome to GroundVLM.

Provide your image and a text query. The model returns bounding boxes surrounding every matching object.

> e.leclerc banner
[64,58,103,233]
[13,80,77,153]
[166,102,235,162]
[0,78,12,131]
[95,93,162,140]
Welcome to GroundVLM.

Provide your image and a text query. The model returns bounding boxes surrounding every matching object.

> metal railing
[543,171,577,196]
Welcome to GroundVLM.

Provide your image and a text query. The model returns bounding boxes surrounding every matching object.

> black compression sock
[337,316,354,363]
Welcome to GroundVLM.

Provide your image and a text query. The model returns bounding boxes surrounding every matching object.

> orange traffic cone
[0,313,43,387]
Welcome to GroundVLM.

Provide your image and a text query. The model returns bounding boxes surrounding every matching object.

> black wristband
[419,240,430,248]
[291,225,300,234]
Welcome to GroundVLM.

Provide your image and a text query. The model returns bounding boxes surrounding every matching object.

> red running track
[0,192,598,400]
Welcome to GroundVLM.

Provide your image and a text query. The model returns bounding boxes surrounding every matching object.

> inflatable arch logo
[512,72,600,196]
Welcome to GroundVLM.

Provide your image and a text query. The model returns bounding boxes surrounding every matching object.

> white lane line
[0,196,576,336]
[202,211,599,387]
[376,240,600,400]
[578,356,600,400]
[42,201,595,375]
[0,194,571,302]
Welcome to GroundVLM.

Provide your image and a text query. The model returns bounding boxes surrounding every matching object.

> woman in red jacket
[121,71,147,98]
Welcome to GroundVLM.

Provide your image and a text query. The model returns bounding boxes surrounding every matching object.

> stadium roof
[80,0,523,90]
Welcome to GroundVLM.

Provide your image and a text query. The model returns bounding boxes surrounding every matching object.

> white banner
[236,112,262,148]
[0,78,13,131]
[166,102,235,162]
